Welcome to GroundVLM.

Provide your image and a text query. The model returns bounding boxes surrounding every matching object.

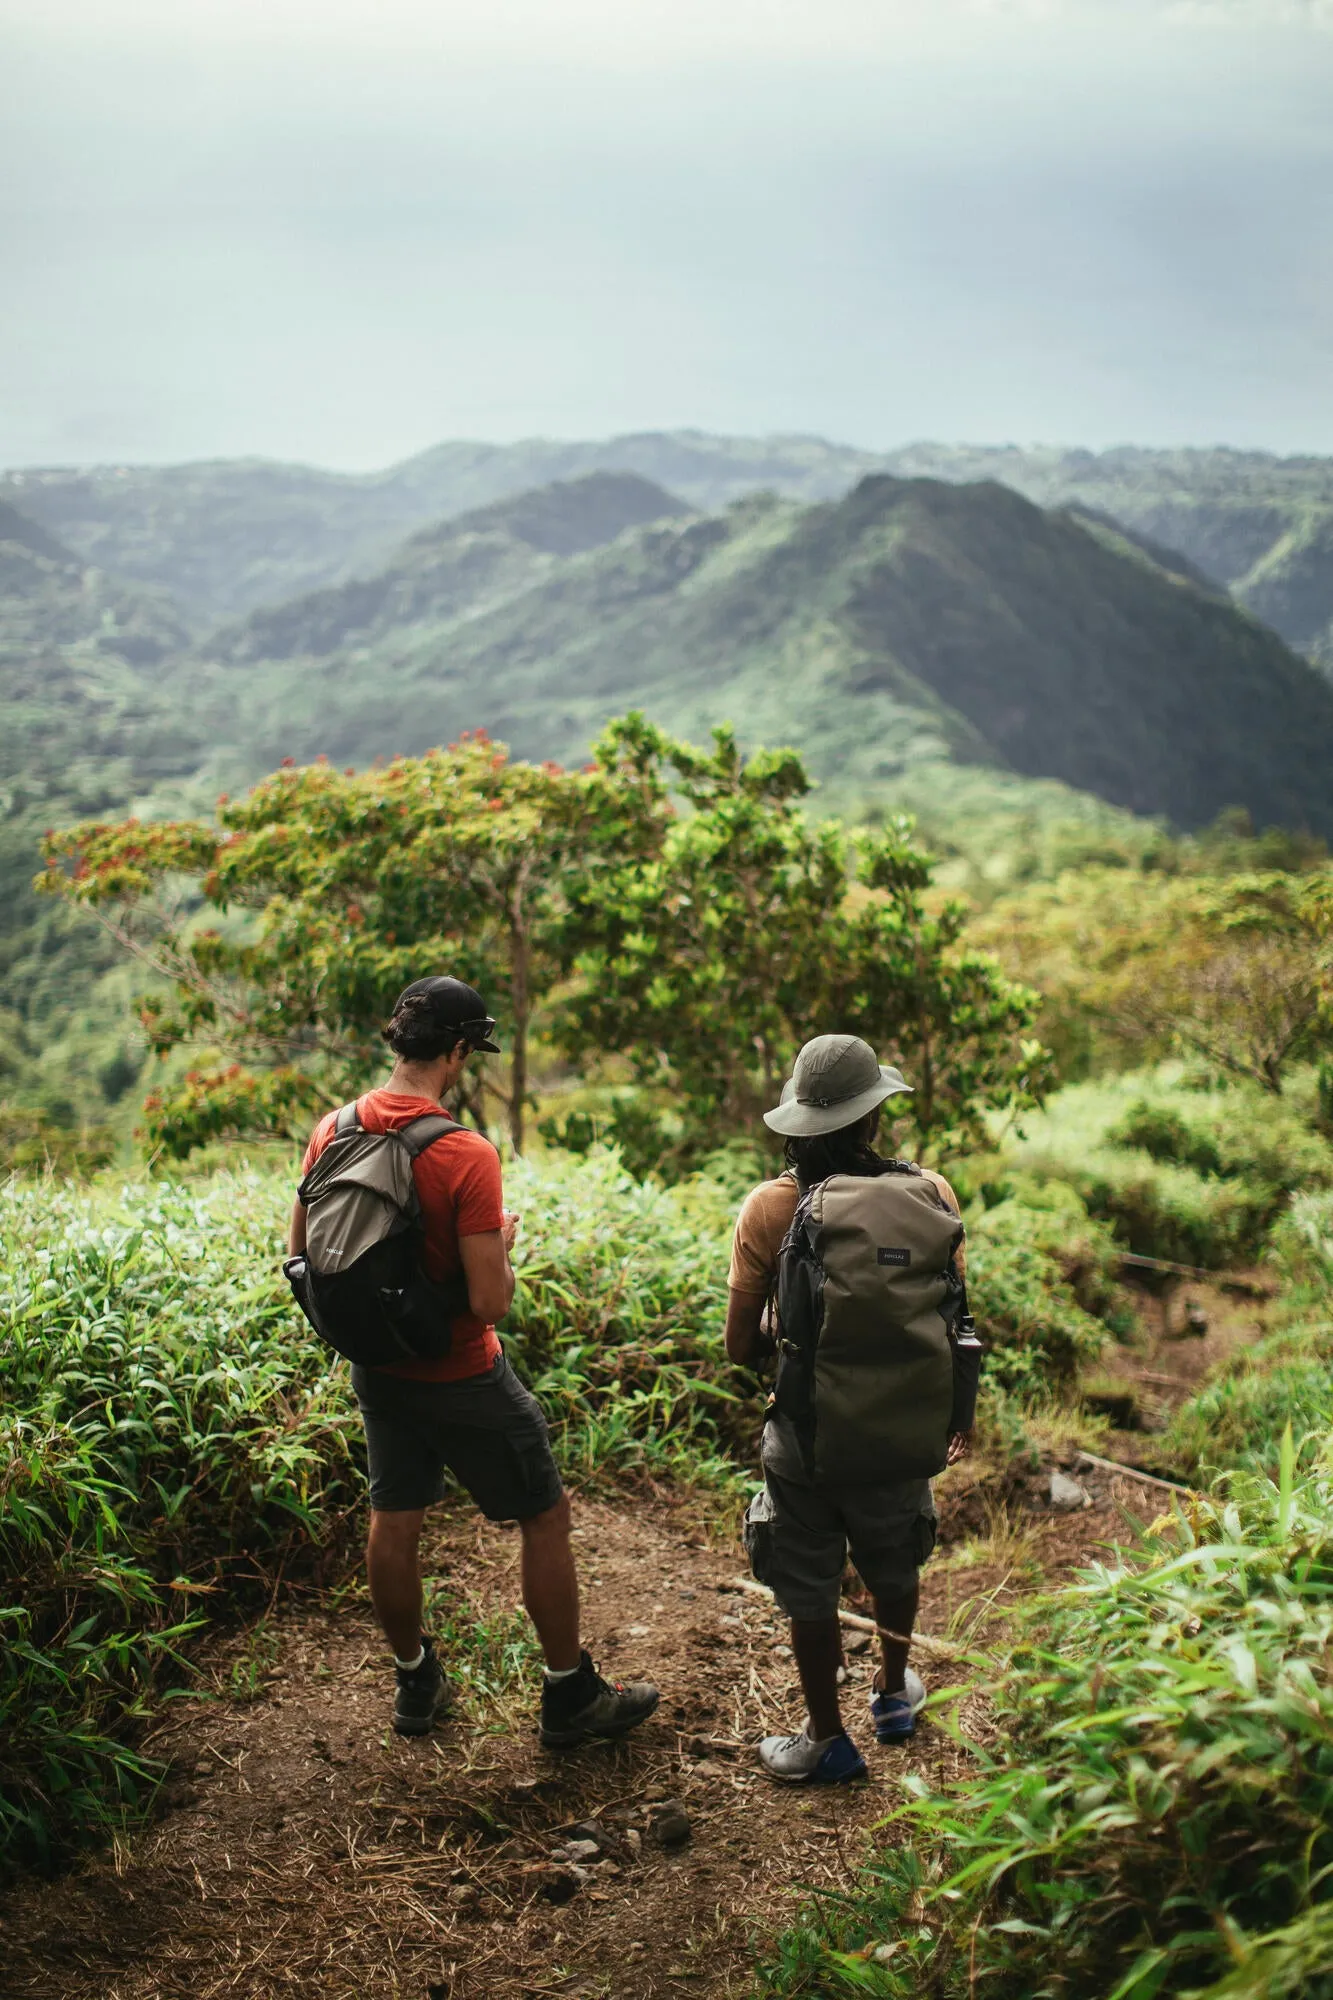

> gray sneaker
[393,1637,448,1736]
[539,1650,660,1748]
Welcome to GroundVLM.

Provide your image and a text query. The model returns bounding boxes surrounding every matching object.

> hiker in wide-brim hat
[760,1033,914,1139]
[723,1033,981,1786]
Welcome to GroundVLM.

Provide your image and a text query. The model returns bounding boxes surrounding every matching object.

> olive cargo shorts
[744,1453,938,1621]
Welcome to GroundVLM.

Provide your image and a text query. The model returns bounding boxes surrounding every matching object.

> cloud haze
[1,0,1330,466]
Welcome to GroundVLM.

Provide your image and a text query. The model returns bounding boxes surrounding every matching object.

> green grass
[963,1179,1119,1396]
[998,1070,1333,1267]
[0,1141,1137,1877]
[758,1431,1333,2000]
[0,1171,363,1872]
[0,1150,745,1875]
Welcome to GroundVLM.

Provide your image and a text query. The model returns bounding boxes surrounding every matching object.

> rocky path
[2,1460,1160,2000]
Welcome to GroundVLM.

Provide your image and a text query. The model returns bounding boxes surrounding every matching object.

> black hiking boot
[393,1637,448,1737]
[539,1650,660,1749]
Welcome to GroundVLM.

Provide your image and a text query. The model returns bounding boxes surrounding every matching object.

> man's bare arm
[724,1287,771,1366]
[459,1215,517,1325]
[288,1199,307,1256]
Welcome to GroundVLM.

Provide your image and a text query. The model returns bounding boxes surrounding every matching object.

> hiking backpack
[282,1102,472,1367]
[771,1164,983,1484]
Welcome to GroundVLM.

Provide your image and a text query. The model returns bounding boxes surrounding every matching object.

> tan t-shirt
[728,1167,966,1297]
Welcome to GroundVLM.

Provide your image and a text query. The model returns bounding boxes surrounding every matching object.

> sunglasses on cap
[457,1016,501,1053]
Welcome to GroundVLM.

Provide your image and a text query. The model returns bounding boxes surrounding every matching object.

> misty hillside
[209,473,689,664]
[178,471,1333,838]
[0,501,189,667]
[0,498,204,1080]
[7,435,1332,668]
[889,444,1333,670]
[0,436,875,626]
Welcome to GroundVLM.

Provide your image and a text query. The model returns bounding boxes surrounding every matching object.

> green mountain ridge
[209,472,690,665]
[0,434,877,627]
[0,500,207,1119]
[179,470,1333,838]
[6,433,1332,666]
[886,444,1333,668]
[4,459,1333,1129]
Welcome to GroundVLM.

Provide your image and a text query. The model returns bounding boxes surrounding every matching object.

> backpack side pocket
[743,1486,778,1588]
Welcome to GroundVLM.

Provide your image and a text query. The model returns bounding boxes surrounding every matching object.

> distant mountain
[0,497,204,1095]
[180,471,1333,839]
[882,445,1333,670]
[8,434,1332,668]
[0,496,195,802]
[209,472,689,664]
[0,434,879,627]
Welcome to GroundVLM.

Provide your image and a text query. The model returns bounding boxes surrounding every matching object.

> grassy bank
[760,1435,1333,1999]
[993,1068,1333,1267]
[762,1099,1333,2000]
[1,1142,1134,1879]
[1162,1189,1333,1482]
[0,1153,742,1875]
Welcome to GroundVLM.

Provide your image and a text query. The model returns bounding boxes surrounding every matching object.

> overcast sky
[2,0,1331,469]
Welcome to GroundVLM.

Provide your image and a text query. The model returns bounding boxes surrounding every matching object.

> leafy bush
[759,1434,1333,2000]
[1162,1190,1333,1482]
[1108,1097,1224,1175]
[965,1182,1118,1395]
[0,1173,362,1874]
[1008,1072,1333,1266]
[503,1148,742,1477]
[0,1107,116,1177]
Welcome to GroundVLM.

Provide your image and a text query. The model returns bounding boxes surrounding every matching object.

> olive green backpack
[771,1164,982,1484]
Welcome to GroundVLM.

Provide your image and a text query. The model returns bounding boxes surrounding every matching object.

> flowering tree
[41,714,1048,1165]
[40,730,662,1154]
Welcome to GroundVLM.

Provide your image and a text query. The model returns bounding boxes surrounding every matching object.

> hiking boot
[869,1666,926,1743]
[539,1651,660,1748]
[393,1637,448,1737]
[758,1727,867,1784]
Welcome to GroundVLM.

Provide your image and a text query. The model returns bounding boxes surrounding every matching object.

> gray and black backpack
[771,1163,983,1483]
[283,1102,471,1367]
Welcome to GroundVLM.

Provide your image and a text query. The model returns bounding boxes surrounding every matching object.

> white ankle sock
[395,1644,425,1672]
[543,1662,580,1683]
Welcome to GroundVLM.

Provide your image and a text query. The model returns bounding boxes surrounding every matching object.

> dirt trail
[1089,1267,1276,1446]
[2,1466,1162,2000]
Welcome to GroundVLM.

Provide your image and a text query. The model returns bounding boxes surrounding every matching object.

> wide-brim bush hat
[763,1034,913,1138]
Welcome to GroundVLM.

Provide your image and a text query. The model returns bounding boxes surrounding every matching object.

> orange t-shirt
[301,1089,504,1383]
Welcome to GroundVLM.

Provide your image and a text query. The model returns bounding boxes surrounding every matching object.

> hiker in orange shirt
[291,977,659,1746]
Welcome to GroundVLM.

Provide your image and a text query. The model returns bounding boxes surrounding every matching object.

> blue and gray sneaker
[758,1727,868,1784]
[869,1666,927,1743]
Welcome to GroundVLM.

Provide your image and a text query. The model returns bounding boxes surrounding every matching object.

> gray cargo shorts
[743,1419,937,1620]
[351,1350,564,1522]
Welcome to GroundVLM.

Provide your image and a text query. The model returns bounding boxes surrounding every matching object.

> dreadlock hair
[783,1107,897,1190]
[381,993,467,1063]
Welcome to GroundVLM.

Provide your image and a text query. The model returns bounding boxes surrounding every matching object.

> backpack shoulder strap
[334,1100,361,1136]
[399,1111,463,1159]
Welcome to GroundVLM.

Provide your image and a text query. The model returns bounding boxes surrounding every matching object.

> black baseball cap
[393,977,501,1053]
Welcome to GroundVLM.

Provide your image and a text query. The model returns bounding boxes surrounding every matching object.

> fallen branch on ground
[1074,1449,1195,1496]
[727,1577,968,1658]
